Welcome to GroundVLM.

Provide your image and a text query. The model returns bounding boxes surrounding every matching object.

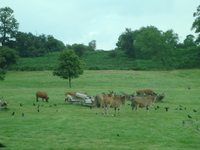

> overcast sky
[1,0,199,50]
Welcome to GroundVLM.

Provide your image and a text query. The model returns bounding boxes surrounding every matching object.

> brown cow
[36,91,49,102]
[136,89,156,96]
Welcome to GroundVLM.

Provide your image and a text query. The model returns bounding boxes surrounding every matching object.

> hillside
[7,50,165,71]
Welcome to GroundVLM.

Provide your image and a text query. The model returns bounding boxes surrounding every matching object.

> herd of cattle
[36,89,165,116]
[1,89,165,116]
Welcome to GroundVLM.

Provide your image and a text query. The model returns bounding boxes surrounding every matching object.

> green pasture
[0,70,200,150]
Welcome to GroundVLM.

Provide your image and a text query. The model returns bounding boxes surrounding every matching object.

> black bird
[90,106,92,109]
[193,109,197,112]
[54,104,57,106]
[37,104,40,108]
[165,107,169,112]
[188,115,192,119]
[182,120,185,126]
[184,107,186,110]
[179,108,182,110]
[188,86,191,90]
[0,143,6,147]
[33,103,36,106]
[37,109,40,112]
[20,103,23,106]
[11,112,15,115]
[157,106,160,109]
[22,113,24,117]
[49,105,52,107]
[117,134,120,137]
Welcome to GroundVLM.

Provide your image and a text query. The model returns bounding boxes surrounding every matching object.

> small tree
[53,49,85,88]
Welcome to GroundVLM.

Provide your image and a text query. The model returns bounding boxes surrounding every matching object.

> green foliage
[116,26,179,67]
[0,70,200,149]
[71,43,86,57]
[0,46,19,68]
[13,32,65,57]
[0,46,19,80]
[88,40,96,51]
[53,49,85,88]
[0,7,19,45]
[191,5,200,43]
[0,68,6,80]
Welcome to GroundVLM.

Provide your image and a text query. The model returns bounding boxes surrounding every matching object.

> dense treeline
[0,5,200,76]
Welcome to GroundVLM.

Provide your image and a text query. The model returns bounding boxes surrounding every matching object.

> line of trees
[115,26,199,68]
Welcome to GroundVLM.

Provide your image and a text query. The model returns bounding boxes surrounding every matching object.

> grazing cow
[131,94,157,115]
[36,91,49,102]
[102,92,130,116]
[136,89,156,96]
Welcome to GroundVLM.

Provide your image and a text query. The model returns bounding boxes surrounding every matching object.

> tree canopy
[0,46,19,80]
[53,49,85,88]
[191,5,200,43]
[0,7,19,45]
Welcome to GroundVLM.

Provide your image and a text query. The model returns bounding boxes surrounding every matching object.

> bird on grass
[157,106,160,109]
[182,120,185,126]
[165,107,169,112]
[20,103,23,106]
[33,103,36,106]
[49,105,52,107]
[54,104,57,106]
[0,143,6,147]
[193,109,197,112]
[37,104,40,108]
[155,107,157,110]
[188,115,192,119]
[11,112,15,115]
[179,108,182,110]
[37,109,40,112]
[117,134,120,137]
[22,113,24,117]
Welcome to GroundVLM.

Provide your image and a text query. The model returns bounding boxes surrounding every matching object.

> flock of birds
[10,102,58,117]
[153,104,199,131]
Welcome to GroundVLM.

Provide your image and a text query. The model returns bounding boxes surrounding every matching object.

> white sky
[1,0,199,50]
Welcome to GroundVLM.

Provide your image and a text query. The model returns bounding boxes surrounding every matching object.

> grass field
[0,70,200,150]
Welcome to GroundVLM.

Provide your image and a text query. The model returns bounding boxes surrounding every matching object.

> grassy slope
[9,51,163,71]
[0,70,200,150]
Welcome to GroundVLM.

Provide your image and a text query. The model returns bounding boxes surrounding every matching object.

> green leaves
[53,49,85,88]
[0,7,19,45]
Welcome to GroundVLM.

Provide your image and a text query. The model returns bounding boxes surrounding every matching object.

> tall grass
[0,70,200,149]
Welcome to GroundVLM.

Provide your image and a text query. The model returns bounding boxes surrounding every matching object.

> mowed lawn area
[0,70,200,150]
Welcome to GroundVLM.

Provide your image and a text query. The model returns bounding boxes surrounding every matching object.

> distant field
[0,70,200,149]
